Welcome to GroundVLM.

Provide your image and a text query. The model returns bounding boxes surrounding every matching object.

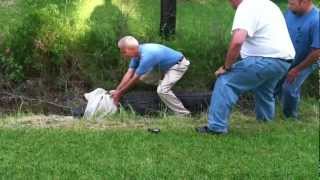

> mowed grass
[0,99,318,179]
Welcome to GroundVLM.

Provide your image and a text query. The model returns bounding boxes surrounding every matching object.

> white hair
[118,36,139,48]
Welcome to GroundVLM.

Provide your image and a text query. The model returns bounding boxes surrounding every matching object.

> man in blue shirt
[111,36,191,115]
[280,0,320,118]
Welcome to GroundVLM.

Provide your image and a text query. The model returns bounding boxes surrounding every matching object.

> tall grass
[0,0,318,94]
[0,0,233,89]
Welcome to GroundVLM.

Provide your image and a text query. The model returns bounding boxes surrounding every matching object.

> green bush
[7,3,71,80]
[3,0,129,86]
[0,54,24,82]
[0,0,318,94]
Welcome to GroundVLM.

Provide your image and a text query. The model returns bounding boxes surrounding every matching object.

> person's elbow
[232,40,244,48]
[127,68,135,76]
[133,73,141,81]
[231,29,248,48]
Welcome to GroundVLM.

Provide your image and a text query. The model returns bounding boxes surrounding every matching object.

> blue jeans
[208,57,290,133]
[280,63,318,118]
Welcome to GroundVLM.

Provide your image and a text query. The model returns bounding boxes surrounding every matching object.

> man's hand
[111,90,122,105]
[215,66,227,77]
[111,73,140,105]
[286,68,300,84]
[109,90,116,95]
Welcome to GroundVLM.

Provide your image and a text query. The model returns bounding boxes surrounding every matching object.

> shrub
[1,0,318,95]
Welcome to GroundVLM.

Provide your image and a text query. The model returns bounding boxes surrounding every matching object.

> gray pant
[140,58,191,115]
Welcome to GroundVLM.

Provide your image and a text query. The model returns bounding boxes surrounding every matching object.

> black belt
[279,59,293,64]
[266,57,292,64]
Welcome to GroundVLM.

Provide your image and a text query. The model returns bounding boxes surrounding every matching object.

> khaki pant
[140,58,191,115]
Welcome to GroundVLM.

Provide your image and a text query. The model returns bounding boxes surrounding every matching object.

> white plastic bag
[84,88,118,119]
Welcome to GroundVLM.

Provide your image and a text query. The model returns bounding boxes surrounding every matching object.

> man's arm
[286,49,320,83]
[116,68,135,91]
[112,53,156,104]
[118,73,140,95]
[215,29,248,76]
[224,29,248,69]
[294,49,320,71]
[112,73,140,105]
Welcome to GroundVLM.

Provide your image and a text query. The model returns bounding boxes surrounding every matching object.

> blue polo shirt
[129,43,183,76]
[284,6,320,67]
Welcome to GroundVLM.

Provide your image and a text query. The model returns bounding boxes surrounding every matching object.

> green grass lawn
[0,99,318,179]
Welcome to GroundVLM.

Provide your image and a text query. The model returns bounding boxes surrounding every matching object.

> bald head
[118,36,139,49]
[118,36,140,59]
